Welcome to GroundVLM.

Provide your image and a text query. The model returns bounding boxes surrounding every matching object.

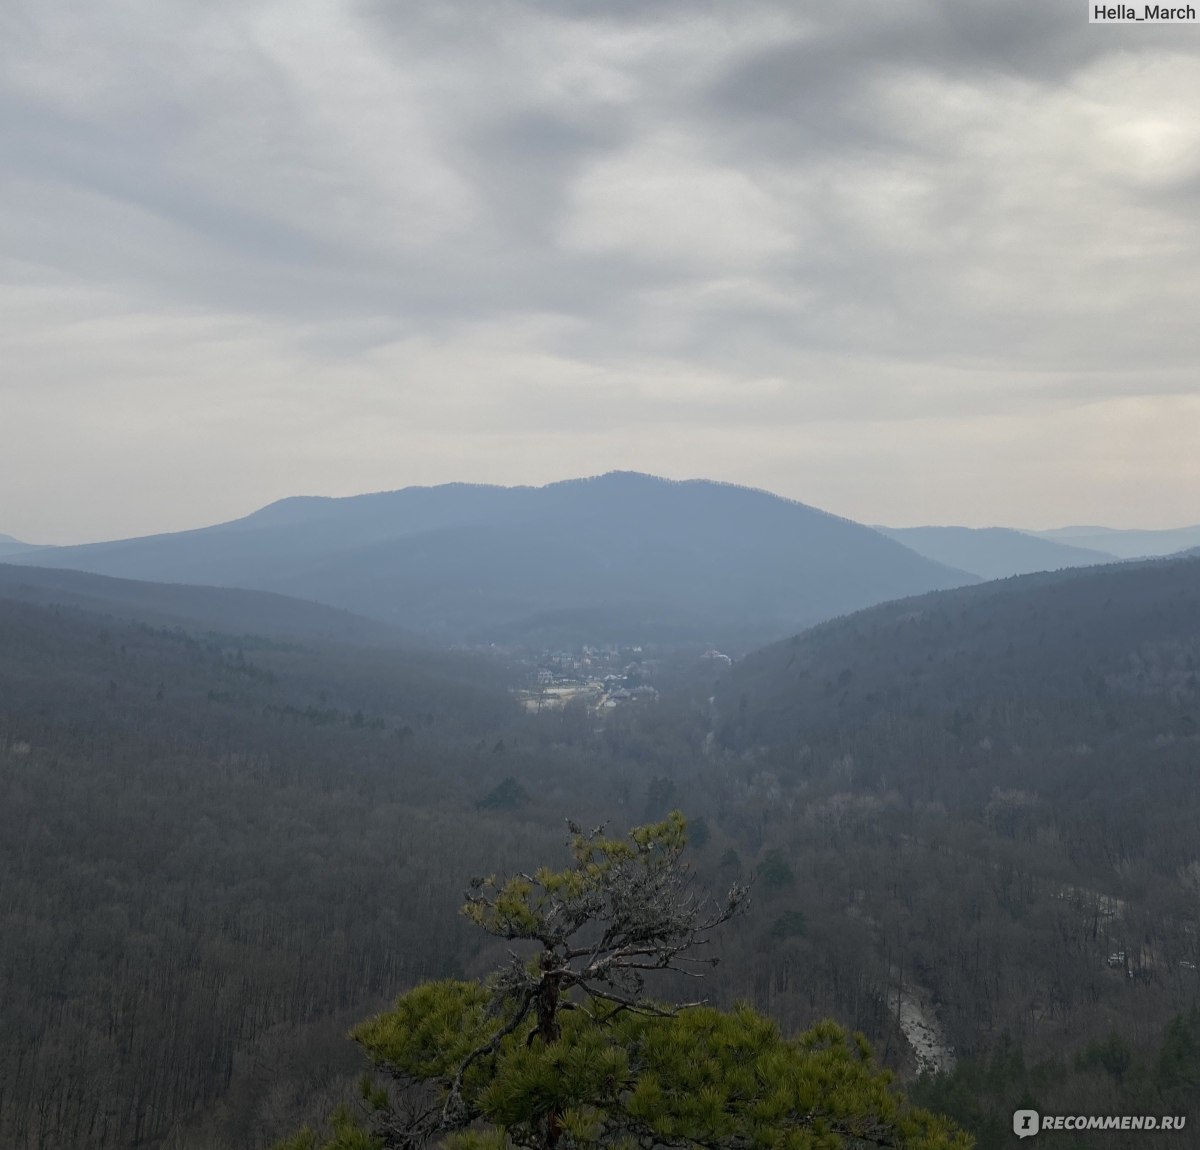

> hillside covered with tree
[706,556,1200,1145]
[4,556,1200,1148]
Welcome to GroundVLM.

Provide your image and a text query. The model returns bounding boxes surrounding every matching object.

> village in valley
[514,644,732,714]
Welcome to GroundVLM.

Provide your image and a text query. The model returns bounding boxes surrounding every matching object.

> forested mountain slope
[876,524,1115,579]
[0,593,525,1150]
[714,556,1200,858]
[702,556,1200,1146]
[9,473,976,646]
[0,563,414,646]
[717,553,1200,803]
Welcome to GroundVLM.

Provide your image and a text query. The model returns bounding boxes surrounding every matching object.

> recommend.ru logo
[1014,1110,1039,1138]
[1013,1110,1187,1136]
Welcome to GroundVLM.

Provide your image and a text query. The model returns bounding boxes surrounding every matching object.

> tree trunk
[535,954,563,1149]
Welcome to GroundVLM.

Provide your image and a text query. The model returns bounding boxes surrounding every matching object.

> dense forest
[3,557,1200,1147]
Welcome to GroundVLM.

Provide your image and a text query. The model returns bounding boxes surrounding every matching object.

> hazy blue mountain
[874,525,1115,579]
[10,472,978,647]
[0,563,411,646]
[1031,524,1200,559]
[0,533,44,558]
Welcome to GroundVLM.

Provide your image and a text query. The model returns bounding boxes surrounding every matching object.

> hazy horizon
[4,469,1200,549]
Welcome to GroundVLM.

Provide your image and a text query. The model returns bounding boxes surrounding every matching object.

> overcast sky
[3,0,1200,543]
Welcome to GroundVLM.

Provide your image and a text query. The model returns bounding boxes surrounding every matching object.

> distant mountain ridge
[874,525,1116,580]
[0,533,44,558]
[8,472,978,648]
[1030,524,1200,559]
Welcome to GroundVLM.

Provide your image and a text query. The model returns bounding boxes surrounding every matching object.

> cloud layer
[3,0,1199,541]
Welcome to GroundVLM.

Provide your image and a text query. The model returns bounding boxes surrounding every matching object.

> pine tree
[273,813,970,1150]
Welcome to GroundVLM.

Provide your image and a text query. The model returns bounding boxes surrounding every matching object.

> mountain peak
[10,474,976,647]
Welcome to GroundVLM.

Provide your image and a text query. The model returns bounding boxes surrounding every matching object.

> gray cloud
[2,0,1199,542]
